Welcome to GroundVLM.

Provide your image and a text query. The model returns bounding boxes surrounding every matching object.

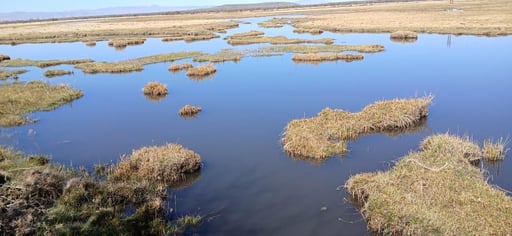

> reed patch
[179,105,202,118]
[282,96,432,160]
[345,134,512,235]
[186,64,217,78]
[142,81,168,98]
[0,81,83,127]
[108,38,146,49]
[482,138,509,161]
[169,62,194,72]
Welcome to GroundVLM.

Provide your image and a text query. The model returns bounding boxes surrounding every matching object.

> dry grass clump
[111,143,201,184]
[84,41,96,47]
[282,96,432,160]
[258,17,290,28]
[293,28,324,35]
[228,35,333,46]
[44,69,74,78]
[0,54,10,62]
[263,44,385,54]
[292,53,364,63]
[142,81,168,97]
[186,63,217,78]
[192,49,243,63]
[345,134,512,235]
[0,69,27,80]
[162,32,219,42]
[2,58,94,68]
[179,105,202,118]
[226,30,264,39]
[390,31,418,39]
[108,38,146,48]
[169,62,194,72]
[0,81,83,127]
[482,138,509,161]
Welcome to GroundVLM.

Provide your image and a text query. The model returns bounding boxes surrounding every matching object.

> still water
[1,16,511,235]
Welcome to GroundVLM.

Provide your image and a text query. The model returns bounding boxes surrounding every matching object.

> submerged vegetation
[0,81,83,127]
[345,134,512,235]
[44,69,74,78]
[0,69,27,80]
[179,105,202,118]
[2,58,94,68]
[0,144,203,235]
[292,53,364,63]
[282,96,432,160]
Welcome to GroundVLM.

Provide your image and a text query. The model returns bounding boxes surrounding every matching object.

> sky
[2,0,306,12]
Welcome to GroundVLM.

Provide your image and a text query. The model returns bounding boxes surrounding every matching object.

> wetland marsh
[1,1,512,235]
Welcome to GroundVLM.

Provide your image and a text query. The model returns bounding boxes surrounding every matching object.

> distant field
[0,0,510,45]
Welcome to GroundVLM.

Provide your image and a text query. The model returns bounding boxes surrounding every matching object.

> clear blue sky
[2,0,305,12]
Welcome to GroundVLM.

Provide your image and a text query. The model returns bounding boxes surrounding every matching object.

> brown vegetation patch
[142,81,168,98]
[2,58,94,68]
[228,35,333,46]
[0,81,83,127]
[258,17,290,28]
[187,64,217,78]
[0,54,10,62]
[262,44,385,54]
[0,69,27,80]
[108,38,146,49]
[84,41,96,47]
[390,30,418,39]
[162,32,219,42]
[282,96,432,160]
[44,69,74,78]
[292,53,364,63]
[193,49,243,63]
[179,105,202,118]
[345,134,512,235]
[293,28,324,35]
[226,30,265,39]
[111,143,201,184]
[169,62,194,72]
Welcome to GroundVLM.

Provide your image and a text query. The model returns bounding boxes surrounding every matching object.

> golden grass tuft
[345,134,512,235]
[282,96,432,160]
[482,138,509,161]
[390,31,418,39]
[108,38,146,48]
[0,81,83,127]
[0,54,10,62]
[179,105,202,118]
[44,69,74,78]
[84,41,96,47]
[0,69,27,80]
[292,53,364,63]
[142,81,168,97]
[169,62,194,72]
[186,63,217,78]
[110,143,201,184]
[2,58,94,68]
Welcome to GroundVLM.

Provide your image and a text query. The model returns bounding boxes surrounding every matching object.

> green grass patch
[0,81,83,127]
[345,134,512,235]
[282,96,432,160]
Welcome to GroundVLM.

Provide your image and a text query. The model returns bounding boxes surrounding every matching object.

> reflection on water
[390,37,418,44]
[0,15,511,235]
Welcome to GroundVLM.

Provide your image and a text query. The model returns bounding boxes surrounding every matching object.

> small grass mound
[179,105,202,118]
[84,41,96,47]
[111,143,201,184]
[390,31,418,40]
[187,64,217,78]
[108,38,146,48]
[292,53,364,63]
[169,62,193,72]
[345,134,512,235]
[142,81,168,98]
[0,81,83,127]
[0,69,27,80]
[282,96,432,160]
[483,138,509,161]
[44,69,74,78]
[293,28,324,35]
[0,54,10,62]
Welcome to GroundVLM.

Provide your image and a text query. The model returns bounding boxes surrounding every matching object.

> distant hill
[206,2,299,11]
[0,6,200,22]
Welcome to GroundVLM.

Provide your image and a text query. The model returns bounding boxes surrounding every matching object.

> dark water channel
[1,16,511,235]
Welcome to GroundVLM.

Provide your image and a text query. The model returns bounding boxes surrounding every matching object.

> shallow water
[1,16,511,235]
